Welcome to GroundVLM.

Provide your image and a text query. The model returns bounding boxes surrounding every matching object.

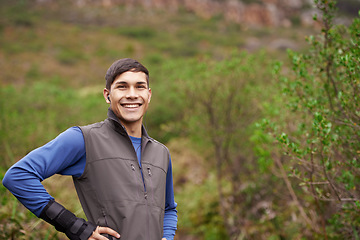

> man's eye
[118,85,126,89]
[137,85,146,89]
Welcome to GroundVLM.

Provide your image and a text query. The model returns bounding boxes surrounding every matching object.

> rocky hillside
[35,0,358,27]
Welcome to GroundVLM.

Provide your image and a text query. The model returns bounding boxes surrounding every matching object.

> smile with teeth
[121,103,142,108]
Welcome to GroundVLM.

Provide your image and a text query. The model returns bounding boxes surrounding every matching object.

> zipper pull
[131,164,135,171]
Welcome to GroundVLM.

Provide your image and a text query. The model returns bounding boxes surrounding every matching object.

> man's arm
[2,127,119,240]
[163,156,178,240]
[2,127,86,216]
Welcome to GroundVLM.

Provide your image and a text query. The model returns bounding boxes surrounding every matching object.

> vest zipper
[128,134,151,237]
[140,165,147,193]
[146,167,154,203]
[127,135,147,194]
[142,167,150,238]
[131,160,150,237]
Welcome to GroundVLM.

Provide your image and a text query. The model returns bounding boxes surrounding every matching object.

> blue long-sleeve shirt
[2,126,177,239]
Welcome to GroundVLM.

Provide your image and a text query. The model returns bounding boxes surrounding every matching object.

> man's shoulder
[78,120,107,132]
[58,126,84,142]
[147,137,170,154]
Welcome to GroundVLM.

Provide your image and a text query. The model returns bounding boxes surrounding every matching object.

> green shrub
[258,1,360,238]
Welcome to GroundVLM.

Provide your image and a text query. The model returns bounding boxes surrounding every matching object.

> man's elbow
[2,167,16,191]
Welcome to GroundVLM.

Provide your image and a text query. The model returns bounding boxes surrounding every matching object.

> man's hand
[161,238,167,240]
[88,226,120,240]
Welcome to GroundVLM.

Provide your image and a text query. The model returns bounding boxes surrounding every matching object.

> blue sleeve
[2,127,86,217]
[163,156,178,240]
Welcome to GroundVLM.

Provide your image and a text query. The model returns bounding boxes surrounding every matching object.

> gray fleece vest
[73,113,169,240]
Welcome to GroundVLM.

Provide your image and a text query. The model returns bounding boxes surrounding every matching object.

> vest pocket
[146,167,155,203]
[142,163,167,209]
[130,163,141,200]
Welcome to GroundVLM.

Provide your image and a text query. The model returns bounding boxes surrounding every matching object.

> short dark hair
[105,58,149,90]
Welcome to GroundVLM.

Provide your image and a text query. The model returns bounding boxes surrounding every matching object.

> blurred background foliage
[0,0,359,239]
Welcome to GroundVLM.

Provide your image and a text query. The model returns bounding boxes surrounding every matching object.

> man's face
[105,71,151,129]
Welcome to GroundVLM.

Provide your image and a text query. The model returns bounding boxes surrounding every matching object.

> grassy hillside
[0,0,313,85]
[0,0,314,155]
[0,1,322,239]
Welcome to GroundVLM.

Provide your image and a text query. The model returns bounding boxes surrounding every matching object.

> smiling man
[3,58,178,240]
[104,70,151,137]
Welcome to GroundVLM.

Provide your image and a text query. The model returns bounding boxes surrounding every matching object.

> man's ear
[103,88,111,104]
[148,88,152,103]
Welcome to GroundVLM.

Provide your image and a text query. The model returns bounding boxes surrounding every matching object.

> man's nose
[126,86,138,98]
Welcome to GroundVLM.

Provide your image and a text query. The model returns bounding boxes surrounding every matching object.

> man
[3,58,178,240]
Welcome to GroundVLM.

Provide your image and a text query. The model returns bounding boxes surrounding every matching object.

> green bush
[258,1,360,238]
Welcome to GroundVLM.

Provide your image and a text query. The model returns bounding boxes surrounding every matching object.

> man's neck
[122,122,142,138]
